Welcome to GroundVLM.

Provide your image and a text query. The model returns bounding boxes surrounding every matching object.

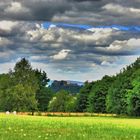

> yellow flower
[23,134,26,136]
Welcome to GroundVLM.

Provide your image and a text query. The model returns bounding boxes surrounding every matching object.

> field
[0,114,140,140]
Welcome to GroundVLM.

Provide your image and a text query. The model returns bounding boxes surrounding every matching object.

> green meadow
[0,114,140,140]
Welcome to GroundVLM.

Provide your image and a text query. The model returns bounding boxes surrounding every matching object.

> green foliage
[106,76,130,114]
[48,90,76,112]
[0,59,36,112]
[76,81,93,112]
[34,69,51,111]
[0,74,12,111]
[34,70,50,88]
[6,58,39,112]
[36,87,53,111]
[127,91,140,116]
[65,96,77,112]
[5,84,38,112]
[88,75,114,113]
[127,70,140,116]
[106,58,140,115]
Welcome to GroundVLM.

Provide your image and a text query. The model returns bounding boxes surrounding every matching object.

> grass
[0,114,140,140]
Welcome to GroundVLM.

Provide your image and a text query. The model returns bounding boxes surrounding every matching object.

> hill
[49,80,83,94]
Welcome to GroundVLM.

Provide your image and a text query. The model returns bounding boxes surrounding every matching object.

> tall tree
[76,81,93,112]
[127,70,140,116]
[88,75,114,113]
[0,74,12,111]
[34,69,52,111]
[3,58,39,113]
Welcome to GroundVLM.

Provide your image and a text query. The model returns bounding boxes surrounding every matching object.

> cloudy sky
[0,0,140,82]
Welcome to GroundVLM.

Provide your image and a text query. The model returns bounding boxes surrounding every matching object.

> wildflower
[133,135,136,140]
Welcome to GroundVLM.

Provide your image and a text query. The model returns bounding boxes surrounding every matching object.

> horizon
[0,0,140,82]
[0,56,139,83]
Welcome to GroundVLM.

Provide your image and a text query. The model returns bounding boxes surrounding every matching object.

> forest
[0,57,140,116]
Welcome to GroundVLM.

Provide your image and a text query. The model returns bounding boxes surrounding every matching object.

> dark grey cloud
[0,0,139,25]
[0,0,70,21]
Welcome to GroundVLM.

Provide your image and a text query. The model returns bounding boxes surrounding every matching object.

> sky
[0,0,140,82]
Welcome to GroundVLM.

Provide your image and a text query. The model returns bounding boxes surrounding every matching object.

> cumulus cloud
[0,20,18,32]
[51,49,71,60]
[106,38,140,53]
[26,24,121,46]
[4,2,30,14]
[103,3,140,16]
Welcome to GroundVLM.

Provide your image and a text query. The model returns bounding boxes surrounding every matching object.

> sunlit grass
[0,114,140,140]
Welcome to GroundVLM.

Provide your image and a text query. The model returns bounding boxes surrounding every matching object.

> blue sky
[0,0,140,81]
[43,22,140,32]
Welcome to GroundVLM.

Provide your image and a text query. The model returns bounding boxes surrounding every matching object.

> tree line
[76,57,140,116]
[0,57,140,116]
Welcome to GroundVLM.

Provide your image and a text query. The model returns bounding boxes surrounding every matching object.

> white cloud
[49,24,57,29]
[101,61,111,66]
[35,23,41,29]
[0,20,18,32]
[5,2,30,14]
[103,3,140,16]
[26,24,120,47]
[130,8,140,13]
[103,3,125,13]
[127,38,140,47]
[107,40,128,51]
[82,28,118,44]
[51,49,71,60]
[27,27,56,42]
[107,38,140,53]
